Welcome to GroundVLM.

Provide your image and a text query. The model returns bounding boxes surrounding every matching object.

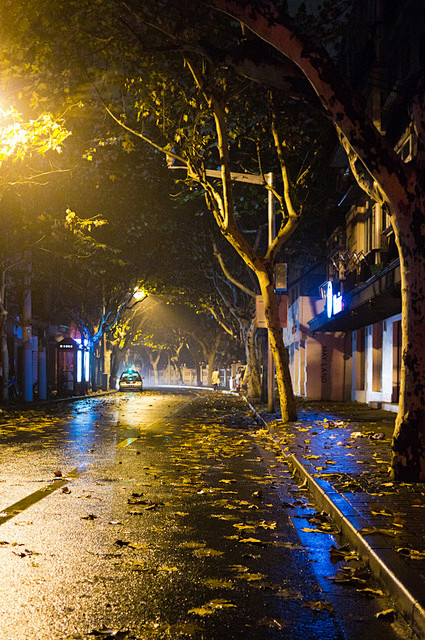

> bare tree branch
[212,240,257,297]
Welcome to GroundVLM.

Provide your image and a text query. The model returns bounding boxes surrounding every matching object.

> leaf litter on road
[188,599,237,616]
[192,547,224,558]
[203,578,234,589]
[80,395,398,638]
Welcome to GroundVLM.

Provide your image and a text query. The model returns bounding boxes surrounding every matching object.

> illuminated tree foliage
[0,0,339,420]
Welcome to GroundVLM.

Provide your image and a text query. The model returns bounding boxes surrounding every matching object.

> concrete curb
[248,402,425,639]
[3,389,118,411]
[287,455,425,639]
[48,389,118,403]
[243,397,265,425]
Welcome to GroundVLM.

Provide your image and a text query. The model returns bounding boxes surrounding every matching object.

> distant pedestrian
[235,370,242,392]
[236,366,245,392]
[212,370,220,390]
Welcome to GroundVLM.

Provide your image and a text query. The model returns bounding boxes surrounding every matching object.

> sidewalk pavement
[253,399,425,639]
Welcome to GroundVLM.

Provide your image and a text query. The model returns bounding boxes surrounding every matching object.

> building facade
[285,0,424,409]
[283,269,351,402]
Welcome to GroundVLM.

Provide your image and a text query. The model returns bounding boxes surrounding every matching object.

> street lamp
[133,287,147,301]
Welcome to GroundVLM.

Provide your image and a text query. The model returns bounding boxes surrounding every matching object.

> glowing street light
[133,287,147,301]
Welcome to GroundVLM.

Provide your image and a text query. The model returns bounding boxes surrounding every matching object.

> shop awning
[308,259,401,333]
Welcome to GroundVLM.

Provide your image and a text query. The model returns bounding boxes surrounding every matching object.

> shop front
[56,337,90,396]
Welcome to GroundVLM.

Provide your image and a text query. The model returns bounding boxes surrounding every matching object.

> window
[365,206,377,254]
[381,204,391,233]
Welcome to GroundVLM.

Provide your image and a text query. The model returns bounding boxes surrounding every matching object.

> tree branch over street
[210,0,425,481]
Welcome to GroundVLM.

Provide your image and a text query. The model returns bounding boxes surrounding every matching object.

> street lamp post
[266,172,275,412]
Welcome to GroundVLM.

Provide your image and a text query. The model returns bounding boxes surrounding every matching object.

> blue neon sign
[326,281,343,318]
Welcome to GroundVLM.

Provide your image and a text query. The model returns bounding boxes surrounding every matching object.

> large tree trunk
[176,362,184,384]
[207,350,216,386]
[258,268,296,422]
[198,334,221,386]
[171,343,185,384]
[245,317,262,400]
[196,362,202,386]
[109,346,125,389]
[148,352,161,384]
[392,202,425,481]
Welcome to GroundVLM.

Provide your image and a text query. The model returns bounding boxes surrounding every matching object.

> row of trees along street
[0,124,248,397]
[2,0,425,481]
[0,0,341,412]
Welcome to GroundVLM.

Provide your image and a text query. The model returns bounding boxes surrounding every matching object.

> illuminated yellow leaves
[257,520,277,530]
[376,609,396,621]
[114,539,148,550]
[188,599,236,616]
[236,571,266,582]
[0,107,70,164]
[329,544,360,562]
[179,542,205,550]
[211,513,237,521]
[238,537,265,546]
[396,547,425,559]
[357,587,385,597]
[203,578,234,589]
[254,428,269,437]
[232,523,256,533]
[65,208,107,232]
[358,527,400,537]
[129,561,178,573]
[193,547,224,558]
[232,520,276,533]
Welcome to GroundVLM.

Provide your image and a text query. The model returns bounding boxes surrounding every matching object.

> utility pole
[170,165,277,410]
[38,328,47,400]
[0,265,9,402]
[101,283,108,391]
[22,255,33,402]
[266,172,275,413]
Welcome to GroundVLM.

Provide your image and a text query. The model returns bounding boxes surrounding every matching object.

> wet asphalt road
[0,389,416,640]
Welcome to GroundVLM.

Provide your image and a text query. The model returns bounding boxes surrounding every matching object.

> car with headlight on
[118,370,143,392]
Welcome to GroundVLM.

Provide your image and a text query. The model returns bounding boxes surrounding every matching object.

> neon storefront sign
[326,281,343,318]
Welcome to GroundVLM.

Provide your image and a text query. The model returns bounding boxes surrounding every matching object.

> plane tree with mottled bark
[210,239,262,400]
[105,52,302,421]
[210,0,425,481]
[186,223,262,398]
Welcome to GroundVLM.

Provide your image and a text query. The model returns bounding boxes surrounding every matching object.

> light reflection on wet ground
[0,392,414,640]
[0,392,190,514]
